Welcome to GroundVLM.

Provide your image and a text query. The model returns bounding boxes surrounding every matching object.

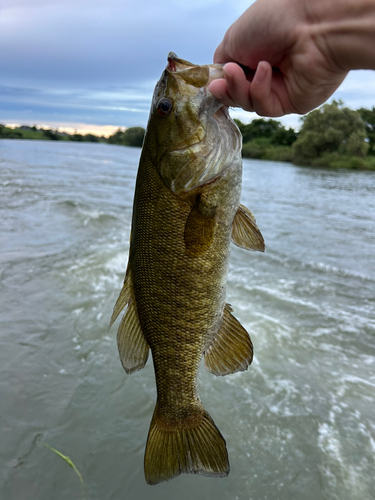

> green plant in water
[39,441,86,498]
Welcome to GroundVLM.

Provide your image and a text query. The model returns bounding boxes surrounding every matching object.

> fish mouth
[160,53,230,153]
[212,104,229,121]
[166,51,225,85]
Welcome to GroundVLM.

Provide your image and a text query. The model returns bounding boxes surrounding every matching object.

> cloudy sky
[2,0,375,136]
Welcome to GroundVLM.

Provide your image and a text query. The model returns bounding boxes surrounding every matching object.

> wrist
[305,0,375,71]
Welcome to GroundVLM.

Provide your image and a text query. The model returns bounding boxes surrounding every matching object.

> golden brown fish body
[110,53,264,485]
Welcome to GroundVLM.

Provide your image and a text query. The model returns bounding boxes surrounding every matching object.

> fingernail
[254,62,267,84]
[212,90,224,100]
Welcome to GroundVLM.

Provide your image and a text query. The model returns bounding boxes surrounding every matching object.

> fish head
[145,52,242,195]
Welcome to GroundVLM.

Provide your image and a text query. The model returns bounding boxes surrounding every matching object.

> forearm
[306,0,375,71]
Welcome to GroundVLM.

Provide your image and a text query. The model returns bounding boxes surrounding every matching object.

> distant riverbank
[0,124,144,148]
[241,141,375,170]
[0,124,106,143]
[2,100,375,170]
[238,101,375,171]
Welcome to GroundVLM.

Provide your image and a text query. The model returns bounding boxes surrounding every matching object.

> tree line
[238,101,375,170]
[0,124,105,143]
[1,102,375,169]
[0,123,145,148]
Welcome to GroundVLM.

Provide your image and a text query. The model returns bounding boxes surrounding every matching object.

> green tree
[107,126,145,147]
[70,133,84,142]
[83,133,99,143]
[0,125,22,139]
[235,118,278,142]
[271,126,298,146]
[358,107,375,155]
[122,127,145,147]
[234,118,297,146]
[293,100,368,165]
[107,128,125,145]
[42,129,61,140]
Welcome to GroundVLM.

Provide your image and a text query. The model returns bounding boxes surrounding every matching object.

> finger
[213,42,227,64]
[221,63,254,111]
[250,61,287,117]
[208,78,237,107]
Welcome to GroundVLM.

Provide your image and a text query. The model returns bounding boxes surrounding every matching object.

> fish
[109,52,265,485]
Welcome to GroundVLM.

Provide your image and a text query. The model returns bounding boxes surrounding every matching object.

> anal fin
[231,204,265,252]
[204,304,253,376]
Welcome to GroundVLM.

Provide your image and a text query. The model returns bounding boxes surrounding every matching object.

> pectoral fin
[204,304,253,376]
[184,196,216,257]
[231,204,265,252]
[109,269,149,374]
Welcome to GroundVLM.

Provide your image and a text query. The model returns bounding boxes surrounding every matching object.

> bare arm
[208,0,375,116]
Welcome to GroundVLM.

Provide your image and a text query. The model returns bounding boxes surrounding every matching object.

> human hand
[208,0,349,117]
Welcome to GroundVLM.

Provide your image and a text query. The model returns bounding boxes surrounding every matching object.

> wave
[57,199,121,226]
[262,249,373,282]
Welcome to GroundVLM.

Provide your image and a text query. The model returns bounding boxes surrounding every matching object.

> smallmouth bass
[110,52,265,485]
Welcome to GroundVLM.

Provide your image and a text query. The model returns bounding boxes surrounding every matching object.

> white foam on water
[318,422,343,467]
[246,285,323,312]
[336,374,375,400]
[369,437,375,454]
[317,422,371,498]
[263,248,373,282]
[104,251,129,275]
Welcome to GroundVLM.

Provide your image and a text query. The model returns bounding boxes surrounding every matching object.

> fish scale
[133,154,224,416]
[110,52,265,485]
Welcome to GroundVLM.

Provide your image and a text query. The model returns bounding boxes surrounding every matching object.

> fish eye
[157,98,173,117]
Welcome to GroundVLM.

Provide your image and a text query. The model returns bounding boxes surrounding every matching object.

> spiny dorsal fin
[204,303,253,376]
[117,298,149,374]
[231,204,265,252]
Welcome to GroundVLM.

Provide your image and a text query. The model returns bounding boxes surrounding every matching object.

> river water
[1,139,374,500]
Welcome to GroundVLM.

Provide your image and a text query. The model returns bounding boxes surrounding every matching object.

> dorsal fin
[117,298,149,374]
[109,268,149,374]
[109,270,132,330]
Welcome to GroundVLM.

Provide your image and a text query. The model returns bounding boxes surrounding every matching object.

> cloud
[1,0,251,127]
[0,83,152,127]
[1,0,375,131]
[1,0,240,86]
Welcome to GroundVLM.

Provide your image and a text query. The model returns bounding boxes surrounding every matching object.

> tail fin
[144,409,229,485]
